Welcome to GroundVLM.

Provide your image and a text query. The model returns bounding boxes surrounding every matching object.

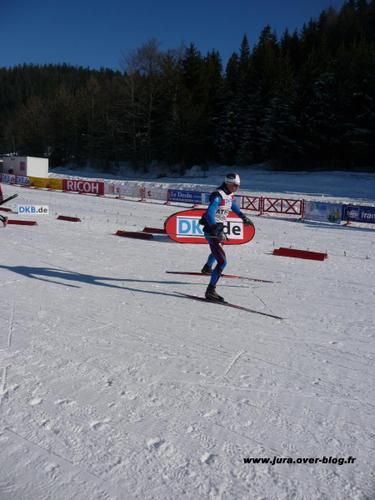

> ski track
[7,301,15,349]
[0,184,374,499]
[0,366,8,404]
[223,351,245,378]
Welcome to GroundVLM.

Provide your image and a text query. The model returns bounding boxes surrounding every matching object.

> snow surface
[0,171,374,500]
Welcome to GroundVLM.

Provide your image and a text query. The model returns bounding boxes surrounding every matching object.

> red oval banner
[164,209,255,244]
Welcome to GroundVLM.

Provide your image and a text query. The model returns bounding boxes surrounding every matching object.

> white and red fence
[241,196,304,217]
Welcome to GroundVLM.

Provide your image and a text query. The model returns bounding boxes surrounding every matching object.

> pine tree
[215,53,240,164]
[120,39,163,170]
[12,95,49,157]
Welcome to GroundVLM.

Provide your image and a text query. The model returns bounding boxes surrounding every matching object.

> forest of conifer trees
[0,0,374,171]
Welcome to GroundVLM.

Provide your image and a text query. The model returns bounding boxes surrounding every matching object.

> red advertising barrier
[273,247,327,261]
[164,208,255,244]
[115,230,153,240]
[63,179,104,196]
[7,220,38,226]
[57,215,81,222]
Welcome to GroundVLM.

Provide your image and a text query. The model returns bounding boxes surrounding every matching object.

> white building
[3,156,49,178]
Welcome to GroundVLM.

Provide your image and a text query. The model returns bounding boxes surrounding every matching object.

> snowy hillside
[0,176,374,499]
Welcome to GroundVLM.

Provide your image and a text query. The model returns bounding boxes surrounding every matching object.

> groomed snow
[0,173,374,500]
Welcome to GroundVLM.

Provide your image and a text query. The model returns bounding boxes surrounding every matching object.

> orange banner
[28,177,63,190]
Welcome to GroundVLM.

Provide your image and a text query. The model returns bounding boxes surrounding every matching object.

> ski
[175,292,283,320]
[0,193,18,206]
[166,271,276,284]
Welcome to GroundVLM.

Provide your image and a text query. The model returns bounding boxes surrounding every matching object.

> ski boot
[201,264,212,275]
[205,285,224,302]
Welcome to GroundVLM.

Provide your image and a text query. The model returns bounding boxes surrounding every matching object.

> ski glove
[241,214,253,227]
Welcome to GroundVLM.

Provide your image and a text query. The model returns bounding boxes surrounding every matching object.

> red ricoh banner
[164,209,255,244]
[63,179,104,195]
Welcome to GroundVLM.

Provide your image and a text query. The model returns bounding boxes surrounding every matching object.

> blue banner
[343,205,375,224]
[168,189,203,204]
[0,173,16,184]
[15,175,30,185]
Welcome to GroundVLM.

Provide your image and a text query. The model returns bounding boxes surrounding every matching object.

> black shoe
[205,285,224,302]
[201,264,212,275]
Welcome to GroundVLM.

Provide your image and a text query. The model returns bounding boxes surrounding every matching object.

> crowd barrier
[241,196,304,217]
[1,173,373,226]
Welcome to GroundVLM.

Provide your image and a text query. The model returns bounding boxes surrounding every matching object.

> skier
[0,183,8,227]
[199,173,253,302]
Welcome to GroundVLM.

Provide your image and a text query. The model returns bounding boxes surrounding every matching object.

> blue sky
[1,0,347,70]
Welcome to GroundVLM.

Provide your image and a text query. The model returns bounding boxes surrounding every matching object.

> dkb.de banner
[343,205,375,224]
[164,208,255,244]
